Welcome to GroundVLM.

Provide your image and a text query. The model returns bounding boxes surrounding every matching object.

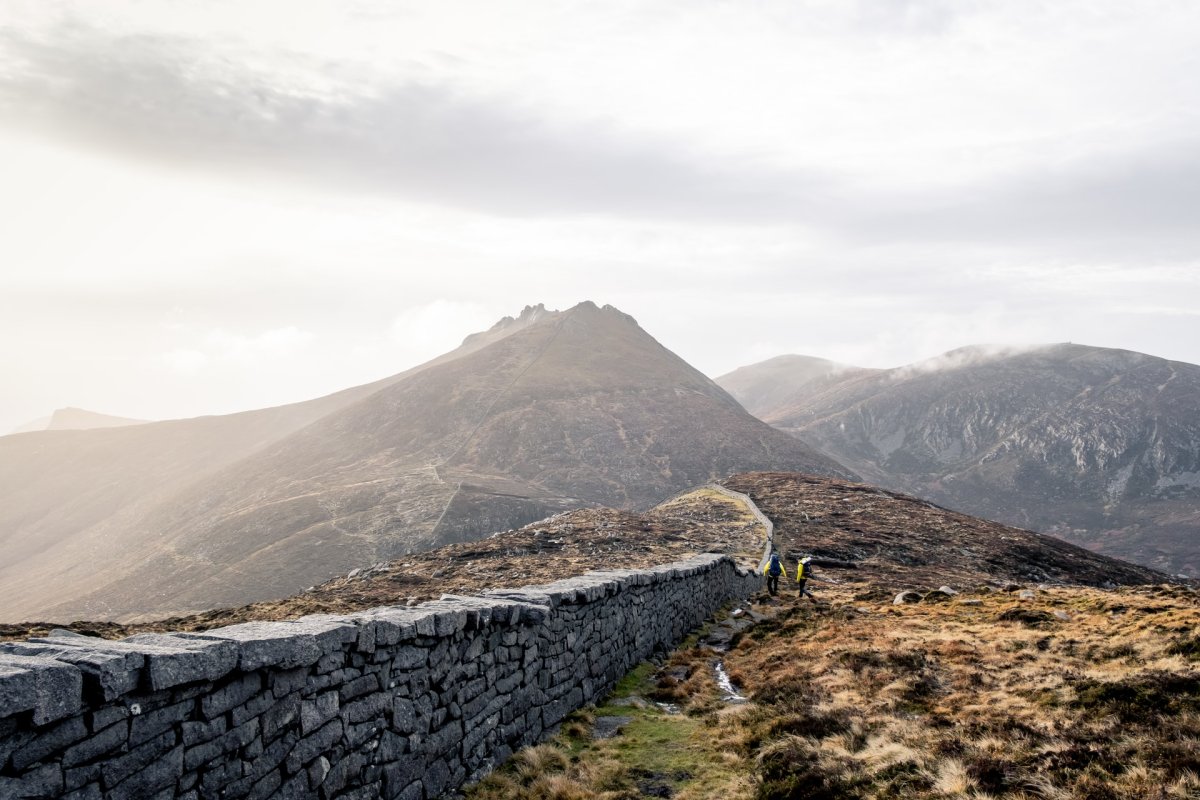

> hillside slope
[719,345,1200,577]
[3,472,1168,643]
[0,304,848,623]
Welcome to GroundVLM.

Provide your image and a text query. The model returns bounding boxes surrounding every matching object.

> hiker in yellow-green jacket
[795,556,817,603]
[763,551,786,596]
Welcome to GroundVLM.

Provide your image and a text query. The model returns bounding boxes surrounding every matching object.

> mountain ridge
[0,302,849,623]
[717,343,1200,576]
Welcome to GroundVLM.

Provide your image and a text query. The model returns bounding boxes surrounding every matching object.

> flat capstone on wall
[0,553,761,800]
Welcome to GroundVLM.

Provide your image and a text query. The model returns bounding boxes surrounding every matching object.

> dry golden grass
[719,583,1200,799]
[468,579,1198,799]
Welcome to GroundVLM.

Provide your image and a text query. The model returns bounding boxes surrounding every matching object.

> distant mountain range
[0,302,849,623]
[718,344,1200,577]
[11,407,148,434]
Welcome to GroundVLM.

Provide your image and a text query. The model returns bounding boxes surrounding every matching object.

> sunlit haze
[2,0,1199,432]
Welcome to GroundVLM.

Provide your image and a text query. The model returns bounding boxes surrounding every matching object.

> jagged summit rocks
[719,344,1200,577]
[0,302,850,623]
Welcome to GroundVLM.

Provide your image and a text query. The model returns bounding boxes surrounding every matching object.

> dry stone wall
[0,554,759,800]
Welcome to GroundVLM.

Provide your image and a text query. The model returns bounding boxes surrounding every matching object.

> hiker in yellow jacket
[763,551,786,596]
[795,556,817,602]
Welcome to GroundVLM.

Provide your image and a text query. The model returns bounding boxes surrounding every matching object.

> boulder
[893,591,922,605]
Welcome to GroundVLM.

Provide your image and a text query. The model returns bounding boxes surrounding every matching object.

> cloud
[0,24,833,224]
[3,14,1199,252]
[849,137,1200,254]
[389,300,494,361]
[159,326,314,375]
[892,343,1049,378]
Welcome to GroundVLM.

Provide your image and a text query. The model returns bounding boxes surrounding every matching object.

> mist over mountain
[718,343,1200,577]
[0,302,849,623]
[10,407,148,434]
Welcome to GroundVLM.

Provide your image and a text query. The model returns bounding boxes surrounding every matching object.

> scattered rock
[894,591,922,605]
[1019,590,1037,600]
[610,696,652,709]
[48,629,93,639]
[998,608,1057,628]
[922,589,956,603]
[1053,610,1072,621]
[591,715,633,740]
[937,586,959,596]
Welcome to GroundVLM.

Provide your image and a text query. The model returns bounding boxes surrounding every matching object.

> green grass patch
[610,661,657,698]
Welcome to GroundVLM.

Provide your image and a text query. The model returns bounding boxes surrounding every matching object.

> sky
[2,0,1199,432]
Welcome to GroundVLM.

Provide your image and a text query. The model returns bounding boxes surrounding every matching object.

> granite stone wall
[0,553,760,800]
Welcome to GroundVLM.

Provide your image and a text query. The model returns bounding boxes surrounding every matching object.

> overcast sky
[2,0,1199,431]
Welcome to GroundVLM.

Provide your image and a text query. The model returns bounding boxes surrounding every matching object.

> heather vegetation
[469,582,1200,799]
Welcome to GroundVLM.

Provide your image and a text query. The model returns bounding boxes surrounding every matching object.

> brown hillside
[722,472,1164,588]
[2,305,846,623]
[4,473,1174,643]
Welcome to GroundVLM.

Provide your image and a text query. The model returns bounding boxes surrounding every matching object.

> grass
[717,584,1200,799]
[466,582,1200,799]
[465,648,754,800]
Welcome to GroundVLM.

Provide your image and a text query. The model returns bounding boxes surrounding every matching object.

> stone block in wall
[63,760,102,793]
[179,618,349,672]
[433,595,533,629]
[10,714,88,771]
[62,782,101,800]
[300,691,340,736]
[237,767,282,800]
[345,716,384,748]
[342,691,389,725]
[261,692,302,741]
[349,607,424,649]
[62,717,128,768]
[274,771,311,800]
[1,639,142,702]
[129,697,192,748]
[121,634,238,691]
[284,717,343,774]
[235,728,297,794]
[230,689,276,727]
[105,743,183,800]
[199,672,261,720]
[0,654,83,725]
[198,756,246,796]
[101,728,177,788]
[340,673,381,703]
[0,762,64,798]
[317,749,366,798]
[183,716,257,772]
[582,569,655,586]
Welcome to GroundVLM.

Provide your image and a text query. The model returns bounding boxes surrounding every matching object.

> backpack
[768,554,782,576]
